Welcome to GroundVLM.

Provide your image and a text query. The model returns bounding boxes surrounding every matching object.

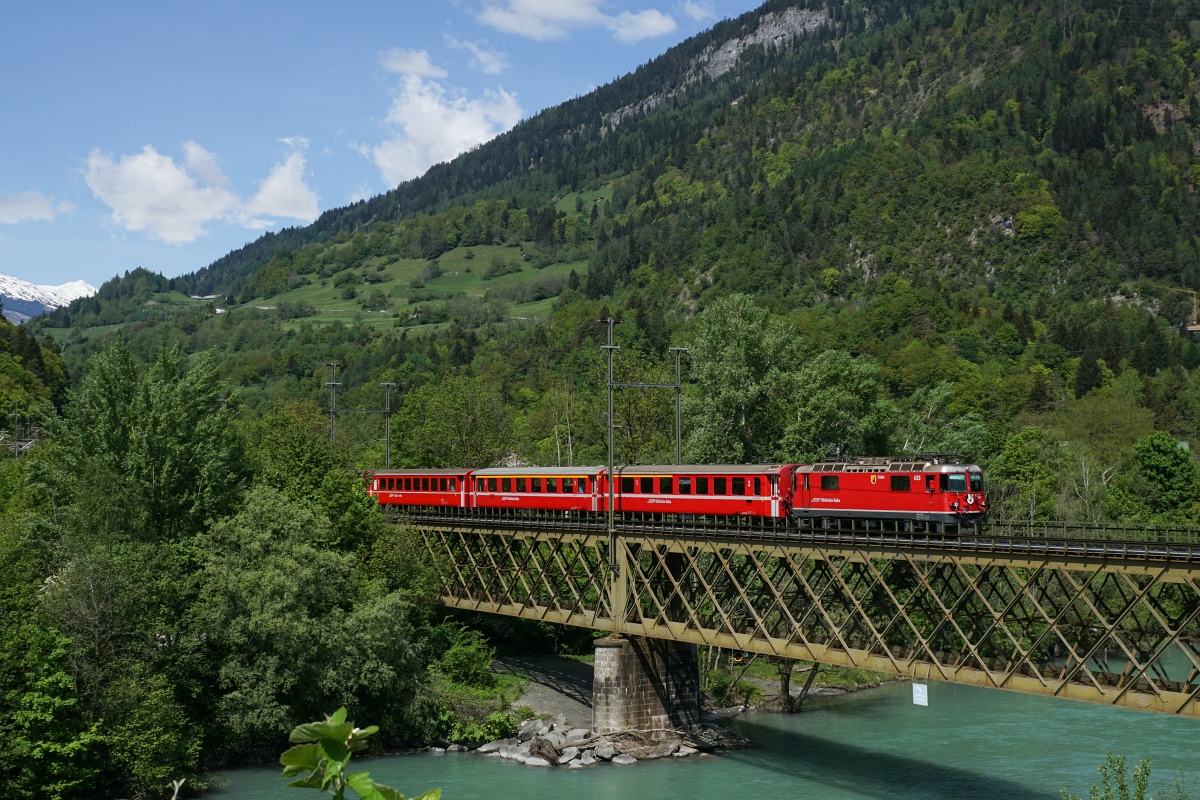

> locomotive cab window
[970,473,982,492]
[679,477,692,494]
[820,475,839,491]
[640,477,653,493]
[660,477,673,494]
[947,473,967,492]
[890,476,911,491]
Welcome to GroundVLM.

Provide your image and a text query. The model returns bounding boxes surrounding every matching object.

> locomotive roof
[799,459,980,472]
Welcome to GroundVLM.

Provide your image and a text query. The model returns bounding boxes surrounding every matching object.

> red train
[368,456,987,533]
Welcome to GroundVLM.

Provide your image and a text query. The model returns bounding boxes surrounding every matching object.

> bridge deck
[399,510,1200,718]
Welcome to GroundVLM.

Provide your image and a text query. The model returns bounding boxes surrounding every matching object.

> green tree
[993,427,1059,522]
[398,376,513,468]
[196,487,428,756]
[684,294,796,463]
[778,351,895,462]
[1132,431,1198,515]
[40,342,248,542]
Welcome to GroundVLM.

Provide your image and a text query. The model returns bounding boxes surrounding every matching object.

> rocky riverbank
[436,717,749,768]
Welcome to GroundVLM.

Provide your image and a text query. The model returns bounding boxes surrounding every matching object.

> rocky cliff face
[601,7,829,132]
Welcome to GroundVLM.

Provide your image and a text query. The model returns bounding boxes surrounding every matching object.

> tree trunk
[779,665,793,713]
[794,664,820,713]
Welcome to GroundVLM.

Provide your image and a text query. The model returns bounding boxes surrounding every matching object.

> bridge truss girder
[419,525,1200,717]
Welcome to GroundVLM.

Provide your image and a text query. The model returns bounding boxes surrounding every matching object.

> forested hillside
[10,0,1200,794]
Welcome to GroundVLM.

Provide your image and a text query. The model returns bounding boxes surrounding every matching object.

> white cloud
[610,9,677,42]
[0,190,61,224]
[478,0,676,42]
[444,34,510,74]
[380,48,447,78]
[243,152,320,224]
[370,74,522,186]
[85,141,319,244]
[679,0,714,21]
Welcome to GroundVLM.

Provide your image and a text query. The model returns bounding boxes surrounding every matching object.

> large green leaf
[280,743,323,771]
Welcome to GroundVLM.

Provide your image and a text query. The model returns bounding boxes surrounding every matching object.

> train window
[970,473,982,492]
[679,477,691,494]
[948,474,967,492]
[547,478,557,492]
[755,478,762,495]
[621,477,635,493]
[890,476,911,491]
[563,478,575,493]
[820,475,839,491]
[419,478,427,491]
[731,477,745,496]
[516,478,526,492]
[640,477,653,493]
[660,477,673,494]
[582,478,591,492]
[437,478,445,491]
[532,478,542,492]
[938,474,948,491]
[714,477,727,495]
[450,478,457,491]
[487,478,497,492]
[697,477,709,495]
[501,478,511,492]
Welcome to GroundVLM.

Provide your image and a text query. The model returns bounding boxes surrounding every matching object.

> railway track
[388,509,1200,563]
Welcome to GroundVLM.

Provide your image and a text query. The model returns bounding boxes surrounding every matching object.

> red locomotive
[368,456,986,533]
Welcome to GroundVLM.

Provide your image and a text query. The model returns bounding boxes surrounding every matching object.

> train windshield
[970,473,982,492]
[947,473,967,492]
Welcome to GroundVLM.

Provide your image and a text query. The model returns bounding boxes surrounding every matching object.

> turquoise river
[213,681,1198,800]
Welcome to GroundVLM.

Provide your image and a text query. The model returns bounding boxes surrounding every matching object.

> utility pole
[9,403,18,461]
[380,382,397,469]
[325,363,342,443]
[602,318,619,575]
[669,347,689,465]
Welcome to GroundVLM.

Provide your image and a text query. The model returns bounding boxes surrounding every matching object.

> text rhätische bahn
[369,456,986,534]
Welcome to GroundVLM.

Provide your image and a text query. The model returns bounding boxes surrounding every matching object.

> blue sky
[1,0,760,289]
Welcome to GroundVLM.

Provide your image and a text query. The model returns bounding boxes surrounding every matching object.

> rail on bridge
[403,510,1200,718]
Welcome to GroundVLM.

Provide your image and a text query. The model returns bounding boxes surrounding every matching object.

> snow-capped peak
[0,273,97,310]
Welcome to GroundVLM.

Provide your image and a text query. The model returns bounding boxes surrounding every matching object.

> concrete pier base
[592,636,700,736]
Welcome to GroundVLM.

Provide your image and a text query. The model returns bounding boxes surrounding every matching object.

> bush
[482,255,522,280]
[276,300,315,320]
[437,630,497,689]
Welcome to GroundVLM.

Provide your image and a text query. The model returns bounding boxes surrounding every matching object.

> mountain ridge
[0,274,97,323]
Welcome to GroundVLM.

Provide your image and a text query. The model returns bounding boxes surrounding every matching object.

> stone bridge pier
[592,635,700,736]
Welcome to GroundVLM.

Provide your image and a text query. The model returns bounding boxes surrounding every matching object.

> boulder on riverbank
[475,722,748,767]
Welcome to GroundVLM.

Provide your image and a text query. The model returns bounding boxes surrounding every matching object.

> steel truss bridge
[402,509,1200,718]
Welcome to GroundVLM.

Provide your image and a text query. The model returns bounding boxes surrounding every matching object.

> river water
[214,681,1198,800]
